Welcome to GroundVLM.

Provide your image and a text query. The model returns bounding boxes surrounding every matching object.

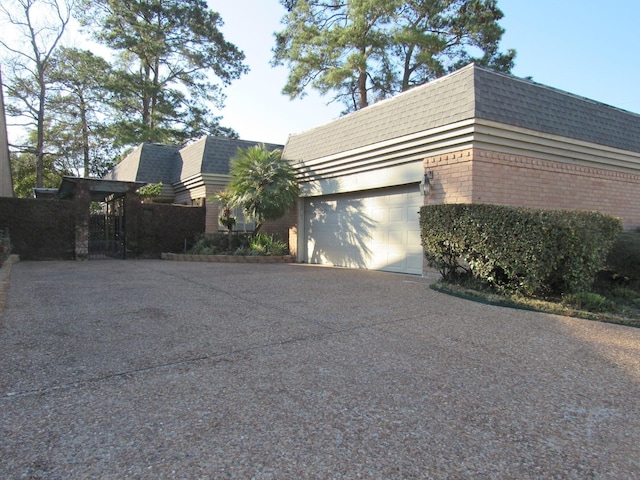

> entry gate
[89,196,125,259]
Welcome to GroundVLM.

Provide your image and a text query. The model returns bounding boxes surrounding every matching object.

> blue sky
[213,0,640,145]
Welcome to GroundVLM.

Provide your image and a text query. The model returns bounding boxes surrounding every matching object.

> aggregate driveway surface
[1,260,639,479]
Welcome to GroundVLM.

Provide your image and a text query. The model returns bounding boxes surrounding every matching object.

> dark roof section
[58,176,145,202]
[136,143,181,183]
[284,63,640,161]
[200,137,285,175]
[473,65,640,153]
[283,67,475,161]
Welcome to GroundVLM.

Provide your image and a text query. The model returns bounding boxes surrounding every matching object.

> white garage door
[304,185,423,275]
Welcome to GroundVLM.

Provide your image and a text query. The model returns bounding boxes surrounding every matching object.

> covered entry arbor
[57,177,145,259]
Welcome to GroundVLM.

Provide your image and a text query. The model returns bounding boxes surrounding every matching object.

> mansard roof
[283,63,640,161]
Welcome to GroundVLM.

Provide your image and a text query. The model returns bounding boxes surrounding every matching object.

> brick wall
[126,202,206,257]
[423,149,474,206]
[261,206,297,241]
[0,198,77,260]
[423,148,640,229]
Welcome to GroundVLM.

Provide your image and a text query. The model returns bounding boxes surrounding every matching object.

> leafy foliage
[420,204,622,295]
[227,145,299,233]
[47,47,118,177]
[273,0,515,112]
[10,148,65,198]
[79,0,248,145]
[604,231,640,286]
[212,190,237,231]
[211,190,236,250]
[0,0,74,187]
[562,292,618,313]
[249,233,288,256]
[137,182,163,198]
[0,228,11,266]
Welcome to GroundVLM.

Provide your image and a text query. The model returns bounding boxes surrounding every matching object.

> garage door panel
[388,207,405,222]
[388,230,405,246]
[372,208,386,222]
[304,186,423,275]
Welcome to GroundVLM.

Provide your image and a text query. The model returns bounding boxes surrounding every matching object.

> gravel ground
[0,259,639,479]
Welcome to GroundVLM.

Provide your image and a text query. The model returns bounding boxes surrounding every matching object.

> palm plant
[228,145,299,233]
[211,190,236,250]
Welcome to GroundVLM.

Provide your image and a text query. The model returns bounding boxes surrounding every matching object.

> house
[0,67,13,197]
[105,136,284,234]
[283,63,640,276]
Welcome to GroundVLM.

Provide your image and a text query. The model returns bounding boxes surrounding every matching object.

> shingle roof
[283,63,640,161]
[199,137,284,176]
[108,137,285,186]
[473,67,640,153]
[135,143,181,183]
[283,66,476,161]
[176,137,284,180]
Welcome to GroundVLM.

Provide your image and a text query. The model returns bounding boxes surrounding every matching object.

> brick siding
[424,148,640,229]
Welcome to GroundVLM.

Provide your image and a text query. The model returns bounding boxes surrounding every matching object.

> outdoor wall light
[420,171,433,196]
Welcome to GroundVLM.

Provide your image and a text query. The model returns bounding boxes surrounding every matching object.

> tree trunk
[79,93,90,177]
[36,69,46,188]
[358,70,368,109]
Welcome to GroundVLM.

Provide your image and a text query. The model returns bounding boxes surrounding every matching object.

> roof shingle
[283,64,640,161]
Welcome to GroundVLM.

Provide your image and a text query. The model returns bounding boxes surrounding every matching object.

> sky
[211,0,640,145]
[3,1,639,147]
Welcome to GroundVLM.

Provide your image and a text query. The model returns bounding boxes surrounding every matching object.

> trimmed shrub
[420,204,622,295]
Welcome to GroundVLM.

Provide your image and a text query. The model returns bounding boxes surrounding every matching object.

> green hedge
[605,231,640,285]
[420,204,622,295]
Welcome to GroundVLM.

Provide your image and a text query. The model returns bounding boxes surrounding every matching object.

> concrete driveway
[1,260,639,479]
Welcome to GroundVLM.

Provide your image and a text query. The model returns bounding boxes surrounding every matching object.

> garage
[303,185,424,275]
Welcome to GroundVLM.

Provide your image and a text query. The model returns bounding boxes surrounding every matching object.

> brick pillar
[75,221,89,260]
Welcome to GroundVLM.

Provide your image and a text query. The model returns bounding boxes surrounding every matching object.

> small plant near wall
[0,228,12,267]
[211,190,236,250]
[137,182,163,202]
[248,233,288,256]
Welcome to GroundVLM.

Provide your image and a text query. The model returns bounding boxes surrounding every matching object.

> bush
[605,231,640,286]
[248,233,288,256]
[0,228,11,266]
[420,204,622,296]
[188,232,251,254]
[562,292,618,313]
[188,232,288,256]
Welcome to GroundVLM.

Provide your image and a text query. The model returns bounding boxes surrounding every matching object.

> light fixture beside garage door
[420,171,433,196]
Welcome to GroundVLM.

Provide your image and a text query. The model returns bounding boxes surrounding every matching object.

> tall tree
[79,0,249,146]
[0,0,74,187]
[273,0,515,112]
[47,47,117,177]
[10,132,66,197]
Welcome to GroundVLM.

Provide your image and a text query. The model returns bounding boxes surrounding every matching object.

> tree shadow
[304,179,376,269]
